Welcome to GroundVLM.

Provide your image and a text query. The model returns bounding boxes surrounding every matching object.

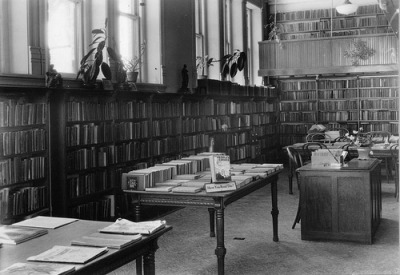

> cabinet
[298,158,381,244]
[0,87,49,224]
[274,4,391,41]
[278,74,399,148]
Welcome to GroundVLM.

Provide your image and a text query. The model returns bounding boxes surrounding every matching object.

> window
[117,0,142,75]
[246,7,253,84]
[48,0,82,75]
[224,0,232,54]
[195,0,206,77]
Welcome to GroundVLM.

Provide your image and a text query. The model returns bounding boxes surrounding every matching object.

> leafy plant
[76,19,125,85]
[265,15,284,49]
[221,49,246,78]
[344,39,375,66]
[122,41,146,72]
[196,55,215,76]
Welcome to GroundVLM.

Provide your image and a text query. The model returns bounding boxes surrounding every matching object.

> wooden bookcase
[0,87,50,225]
[278,74,399,148]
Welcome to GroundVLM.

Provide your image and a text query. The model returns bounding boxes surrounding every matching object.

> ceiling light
[336,0,359,15]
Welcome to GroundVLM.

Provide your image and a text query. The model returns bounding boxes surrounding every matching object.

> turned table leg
[215,208,226,275]
[271,178,279,242]
[143,240,159,275]
[208,208,215,237]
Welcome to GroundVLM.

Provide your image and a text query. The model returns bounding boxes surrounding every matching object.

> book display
[71,232,142,249]
[0,88,49,224]
[99,218,166,235]
[0,225,48,245]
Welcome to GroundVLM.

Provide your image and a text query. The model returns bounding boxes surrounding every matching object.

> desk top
[0,219,172,272]
[297,158,380,172]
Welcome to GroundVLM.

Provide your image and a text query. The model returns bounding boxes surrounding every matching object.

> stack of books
[0,225,48,245]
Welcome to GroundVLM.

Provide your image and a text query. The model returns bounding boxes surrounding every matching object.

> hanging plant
[344,39,375,66]
[264,15,284,49]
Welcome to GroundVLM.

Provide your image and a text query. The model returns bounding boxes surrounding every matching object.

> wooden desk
[297,159,381,244]
[124,170,281,275]
[0,219,172,275]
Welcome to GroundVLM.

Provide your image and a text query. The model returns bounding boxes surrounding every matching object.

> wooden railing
[258,34,398,76]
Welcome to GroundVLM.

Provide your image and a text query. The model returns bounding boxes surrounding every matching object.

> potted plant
[122,41,146,83]
[196,55,215,78]
[76,19,126,87]
[221,49,246,79]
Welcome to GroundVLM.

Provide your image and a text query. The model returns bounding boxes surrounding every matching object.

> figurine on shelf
[46,64,63,88]
[178,64,189,93]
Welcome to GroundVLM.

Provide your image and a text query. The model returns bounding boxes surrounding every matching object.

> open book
[99,218,166,235]
[27,245,108,264]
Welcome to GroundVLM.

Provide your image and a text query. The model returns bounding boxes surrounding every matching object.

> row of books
[280,112,317,123]
[360,110,398,121]
[280,91,317,100]
[0,186,47,219]
[0,101,47,127]
[67,171,113,199]
[280,101,317,112]
[319,100,358,111]
[152,119,181,136]
[152,137,180,156]
[279,27,391,40]
[69,197,112,220]
[0,129,46,156]
[66,123,113,146]
[182,134,210,151]
[152,101,181,118]
[66,100,114,122]
[360,99,398,110]
[0,157,46,186]
[275,4,383,22]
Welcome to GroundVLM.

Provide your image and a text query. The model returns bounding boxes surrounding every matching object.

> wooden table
[124,170,281,275]
[0,219,172,275]
[297,158,381,244]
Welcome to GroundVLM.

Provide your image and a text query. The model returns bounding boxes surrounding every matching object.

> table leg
[288,156,293,194]
[208,208,215,237]
[135,204,143,275]
[215,208,226,275]
[143,240,159,275]
[271,178,279,242]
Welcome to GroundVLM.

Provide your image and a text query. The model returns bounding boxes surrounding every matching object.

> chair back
[366,131,391,144]
[286,146,303,170]
[306,133,332,143]
[302,142,328,162]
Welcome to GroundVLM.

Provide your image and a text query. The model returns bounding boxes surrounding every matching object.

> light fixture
[336,0,359,15]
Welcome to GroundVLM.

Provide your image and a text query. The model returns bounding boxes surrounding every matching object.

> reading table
[124,169,281,275]
[0,219,172,275]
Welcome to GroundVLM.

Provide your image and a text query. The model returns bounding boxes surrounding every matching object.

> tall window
[48,0,82,74]
[118,0,141,70]
[195,0,205,76]
[246,7,253,84]
[224,0,232,54]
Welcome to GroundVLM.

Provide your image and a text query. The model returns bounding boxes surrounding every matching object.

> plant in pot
[122,41,146,83]
[76,19,126,87]
[196,55,215,79]
[221,49,246,79]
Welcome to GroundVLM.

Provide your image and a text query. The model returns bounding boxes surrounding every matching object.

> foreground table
[124,170,281,275]
[297,158,381,244]
[0,219,172,275]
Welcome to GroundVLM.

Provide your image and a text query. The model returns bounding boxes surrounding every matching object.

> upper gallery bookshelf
[274,4,392,41]
[0,87,49,225]
[278,74,399,147]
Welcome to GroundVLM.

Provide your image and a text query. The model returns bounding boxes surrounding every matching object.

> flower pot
[127,71,138,83]
[357,148,371,160]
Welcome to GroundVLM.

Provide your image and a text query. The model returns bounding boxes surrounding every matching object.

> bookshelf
[277,74,399,148]
[0,87,50,225]
[274,4,392,41]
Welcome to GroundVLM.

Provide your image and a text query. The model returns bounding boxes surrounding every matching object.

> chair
[301,142,328,163]
[286,147,304,229]
[367,131,392,182]
[305,133,332,143]
[390,144,399,201]
[366,131,391,144]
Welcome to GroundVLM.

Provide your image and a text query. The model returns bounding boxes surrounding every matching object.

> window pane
[48,0,78,74]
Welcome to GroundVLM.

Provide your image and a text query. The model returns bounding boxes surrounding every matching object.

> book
[27,245,108,264]
[0,225,48,245]
[99,218,166,235]
[0,262,76,275]
[173,174,202,180]
[13,216,78,229]
[71,232,142,249]
[180,179,209,189]
[205,182,237,193]
[155,179,188,187]
[171,186,203,193]
[145,186,174,192]
[231,175,253,188]
[209,154,231,183]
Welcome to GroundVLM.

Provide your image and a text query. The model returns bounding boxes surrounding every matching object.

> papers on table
[0,225,48,245]
[99,218,166,235]
[0,262,75,275]
[13,216,78,229]
[27,245,108,264]
[71,232,142,249]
